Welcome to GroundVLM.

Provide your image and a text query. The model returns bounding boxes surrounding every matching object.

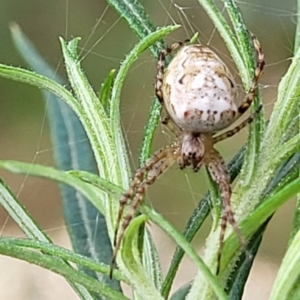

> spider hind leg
[110,143,180,278]
[207,149,247,274]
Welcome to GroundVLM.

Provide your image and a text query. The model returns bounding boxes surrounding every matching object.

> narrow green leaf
[287,0,300,243]
[162,198,210,298]
[294,0,300,52]
[120,215,164,300]
[189,33,199,44]
[0,159,164,296]
[106,0,163,57]
[70,170,123,196]
[0,238,128,284]
[223,0,257,73]
[0,158,227,299]
[2,29,177,296]
[108,25,179,291]
[0,160,104,214]
[141,206,228,300]
[0,238,128,300]
[264,43,300,147]
[182,1,267,297]
[226,149,300,296]
[60,37,116,178]
[170,284,191,300]
[139,98,162,165]
[10,23,119,293]
[60,37,160,296]
[222,0,265,188]
[99,69,116,115]
[221,175,300,274]
[142,229,163,291]
[110,24,180,160]
[0,178,50,242]
[227,220,269,299]
[162,146,245,298]
[196,0,246,83]
[0,177,95,299]
[269,222,300,300]
[0,63,86,119]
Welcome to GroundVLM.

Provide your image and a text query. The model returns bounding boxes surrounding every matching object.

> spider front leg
[207,149,247,274]
[161,114,182,137]
[213,105,262,143]
[155,40,190,104]
[236,34,265,118]
[155,40,189,134]
[110,142,180,277]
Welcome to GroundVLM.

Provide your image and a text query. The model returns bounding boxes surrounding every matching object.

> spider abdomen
[162,45,238,132]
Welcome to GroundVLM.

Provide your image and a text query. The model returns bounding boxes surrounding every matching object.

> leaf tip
[9,22,22,38]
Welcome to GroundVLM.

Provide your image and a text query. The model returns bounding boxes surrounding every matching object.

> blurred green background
[0,0,297,299]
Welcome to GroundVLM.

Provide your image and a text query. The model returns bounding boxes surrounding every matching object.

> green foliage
[0,1,300,299]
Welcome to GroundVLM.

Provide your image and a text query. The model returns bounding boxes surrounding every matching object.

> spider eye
[162,45,238,133]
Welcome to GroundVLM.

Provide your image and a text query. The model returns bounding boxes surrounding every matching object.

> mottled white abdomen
[162,45,238,132]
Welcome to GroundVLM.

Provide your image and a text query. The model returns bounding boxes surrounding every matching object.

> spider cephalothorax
[179,132,210,170]
[111,33,264,276]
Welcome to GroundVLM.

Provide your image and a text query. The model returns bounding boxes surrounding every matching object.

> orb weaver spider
[111,32,264,276]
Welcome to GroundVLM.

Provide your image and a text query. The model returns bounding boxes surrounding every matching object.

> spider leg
[236,33,265,117]
[113,144,177,247]
[213,105,262,143]
[155,40,190,104]
[161,114,182,136]
[206,149,246,274]
[155,40,190,135]
[110,143,180,277]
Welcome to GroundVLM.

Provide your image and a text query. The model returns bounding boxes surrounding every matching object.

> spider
[111,33,264,276]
